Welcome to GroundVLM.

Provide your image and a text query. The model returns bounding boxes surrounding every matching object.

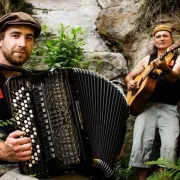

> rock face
[96,0,152,68]
[26,0,109,53]
[27,0,180,77]
[26,0,130,84]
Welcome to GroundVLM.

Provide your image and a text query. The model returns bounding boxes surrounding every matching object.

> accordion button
[32,160,35,164]
[13,103,18,107]
[30,135,34,138]
[34,132,37,136]
[26,129,30,133]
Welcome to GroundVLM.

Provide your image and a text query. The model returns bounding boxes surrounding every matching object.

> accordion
[4,67,129,179]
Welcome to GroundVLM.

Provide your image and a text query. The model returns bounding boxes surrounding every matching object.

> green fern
[146,157,180,180]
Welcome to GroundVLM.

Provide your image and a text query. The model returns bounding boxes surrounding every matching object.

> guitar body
[127,65,157,116]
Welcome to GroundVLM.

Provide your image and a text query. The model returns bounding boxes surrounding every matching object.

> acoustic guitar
[127,40,180,116]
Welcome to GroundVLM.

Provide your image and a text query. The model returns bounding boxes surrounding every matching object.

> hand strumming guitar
[126,79,137,91]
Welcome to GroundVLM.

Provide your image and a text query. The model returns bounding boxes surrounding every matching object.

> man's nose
[18,36,26,47]
[160,36,165,40]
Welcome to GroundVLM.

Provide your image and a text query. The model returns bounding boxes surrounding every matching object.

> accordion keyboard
[5,77,47,177]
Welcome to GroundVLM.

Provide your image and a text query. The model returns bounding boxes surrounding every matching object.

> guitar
[127,40,180,116]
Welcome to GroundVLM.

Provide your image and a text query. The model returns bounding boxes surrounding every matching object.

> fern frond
[146,157,179,170]
[147,170,171,180]
[174,172,180,180]
[176,158,180,167]
[147,157,180,180]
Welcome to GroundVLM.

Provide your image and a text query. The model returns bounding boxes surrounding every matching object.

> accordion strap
[0,63,32,76]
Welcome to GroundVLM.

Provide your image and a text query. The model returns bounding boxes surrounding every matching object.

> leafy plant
[115,158,133,180]
[29,24,87,69]
[0,119,13,127]
[146,157,180,180]
[0,116,15,142]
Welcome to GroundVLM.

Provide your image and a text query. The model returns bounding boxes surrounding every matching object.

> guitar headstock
[167,39,180,53]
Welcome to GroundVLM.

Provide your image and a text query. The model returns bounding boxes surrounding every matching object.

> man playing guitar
[125,24,180,180]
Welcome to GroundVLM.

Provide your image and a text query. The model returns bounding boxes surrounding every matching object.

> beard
[2,50,30,66]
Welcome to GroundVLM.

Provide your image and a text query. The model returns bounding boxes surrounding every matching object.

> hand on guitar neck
[150,57,170,73]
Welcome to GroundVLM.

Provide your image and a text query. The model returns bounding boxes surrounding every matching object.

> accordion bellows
[5,68,129,179]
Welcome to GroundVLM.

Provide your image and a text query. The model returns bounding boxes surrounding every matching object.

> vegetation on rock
[137,0,180,33]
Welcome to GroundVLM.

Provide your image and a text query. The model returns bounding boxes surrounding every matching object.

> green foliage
[146,157,180,180]
[115,158,133,180]
[0,119,13,127]
[136,0,180,32]
[0,0,34,16]
[29,24,87,69]
[0,117,14,142]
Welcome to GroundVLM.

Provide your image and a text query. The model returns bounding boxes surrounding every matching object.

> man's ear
[0,38,2,47]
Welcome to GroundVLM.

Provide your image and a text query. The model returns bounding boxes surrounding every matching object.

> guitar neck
[142,51,172,80]
[159,50,168,61]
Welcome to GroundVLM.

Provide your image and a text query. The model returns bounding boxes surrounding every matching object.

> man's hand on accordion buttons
[0,130,32,162]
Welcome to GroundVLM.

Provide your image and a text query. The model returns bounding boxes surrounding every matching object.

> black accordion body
[4,67,129,179]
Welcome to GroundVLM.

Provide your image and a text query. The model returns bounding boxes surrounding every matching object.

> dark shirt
[148,53,180,105]
[0,71,13,140]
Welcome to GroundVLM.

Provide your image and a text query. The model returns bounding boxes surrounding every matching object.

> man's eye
[12,34,19,38]
[27,36,33,41]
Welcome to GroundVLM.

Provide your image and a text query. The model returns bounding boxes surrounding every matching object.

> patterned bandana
[152,24,172,36]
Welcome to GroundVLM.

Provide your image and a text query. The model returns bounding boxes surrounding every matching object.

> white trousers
[0,168,39,180]
[129,102,180,168]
